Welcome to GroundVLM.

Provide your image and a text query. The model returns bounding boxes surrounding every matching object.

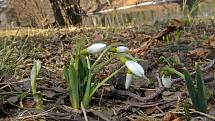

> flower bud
[116,46,129,53]
[161,75,172,88]
[86,43,106,54]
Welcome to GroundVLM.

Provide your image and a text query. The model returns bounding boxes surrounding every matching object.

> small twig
[98,88,104,111]
[81,102,88,121]
[124,99,176,108]
[17,107,55,120]
[111,87,165,102]
[189,109,215,120]
[156,70,163,88]
[201,59,215,71]
[156,106,164,114]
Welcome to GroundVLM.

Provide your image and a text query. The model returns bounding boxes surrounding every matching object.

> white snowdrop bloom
[161,75,172,88]
[87,43,106,54]
[116,46,129,53]
[125,60,144,77]
[125,73,133,89]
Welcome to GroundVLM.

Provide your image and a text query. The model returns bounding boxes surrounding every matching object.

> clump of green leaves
[184,64,207,112]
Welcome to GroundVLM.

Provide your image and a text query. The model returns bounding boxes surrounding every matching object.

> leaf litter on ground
[0,20,215,120]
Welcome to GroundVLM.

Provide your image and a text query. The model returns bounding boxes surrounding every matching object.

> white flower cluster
[83,43,145,89]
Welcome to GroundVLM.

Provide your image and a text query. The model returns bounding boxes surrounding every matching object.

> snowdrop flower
[119,57,145,89]
[116,46,129,53]
[110,46,129,53]
[81,43,107,54]
[125,72,133,89]
[161,75,172,88]
[125,60,144,77]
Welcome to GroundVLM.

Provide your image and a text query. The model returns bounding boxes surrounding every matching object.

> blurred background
[0,0,214,29]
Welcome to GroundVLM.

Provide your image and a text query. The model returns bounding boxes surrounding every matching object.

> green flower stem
[119,56,127,63]
[86,56,91,69]
[90,45,113,70]
[93,55,117,73]
[90,65,126,98]
[90,43,121,70]
[82,57,92,108]
[82,71,92,108]
[162,66,184,78]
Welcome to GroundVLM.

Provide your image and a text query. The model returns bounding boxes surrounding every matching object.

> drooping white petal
[87,43,107,54]
[116,46,129,53]
[161,75,172,88]
[125,60,144,77]
[125,73,133,89]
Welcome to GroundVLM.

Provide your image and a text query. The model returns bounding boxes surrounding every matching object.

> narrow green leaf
[195,64,207,112]
[184,70,198,110]
[64,64,80,109]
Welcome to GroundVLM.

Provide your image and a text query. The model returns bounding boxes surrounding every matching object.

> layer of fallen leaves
[0,20,215,121]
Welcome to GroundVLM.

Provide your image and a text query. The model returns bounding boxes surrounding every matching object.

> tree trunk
[49,0,65,26]
[60,0,82,25]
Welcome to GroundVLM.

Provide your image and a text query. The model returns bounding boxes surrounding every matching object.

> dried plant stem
[189,109,215,120]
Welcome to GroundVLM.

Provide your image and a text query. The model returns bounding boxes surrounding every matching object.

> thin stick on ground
[81,102,88,121]
[189,109,215,120]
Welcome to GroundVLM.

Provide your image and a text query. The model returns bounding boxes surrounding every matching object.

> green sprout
[30,59,43,110]
[161,64,207,112]
[184,64,207,112]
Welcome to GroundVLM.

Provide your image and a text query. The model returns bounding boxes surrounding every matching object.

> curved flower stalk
[81,43,107,54]
[161,75,172,88]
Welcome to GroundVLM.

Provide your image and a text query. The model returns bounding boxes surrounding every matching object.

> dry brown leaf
[210,41,215,48]
[203,35,215,48]
[188,48,210,58]
[172,117,183,121]
[162,112,177,121]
